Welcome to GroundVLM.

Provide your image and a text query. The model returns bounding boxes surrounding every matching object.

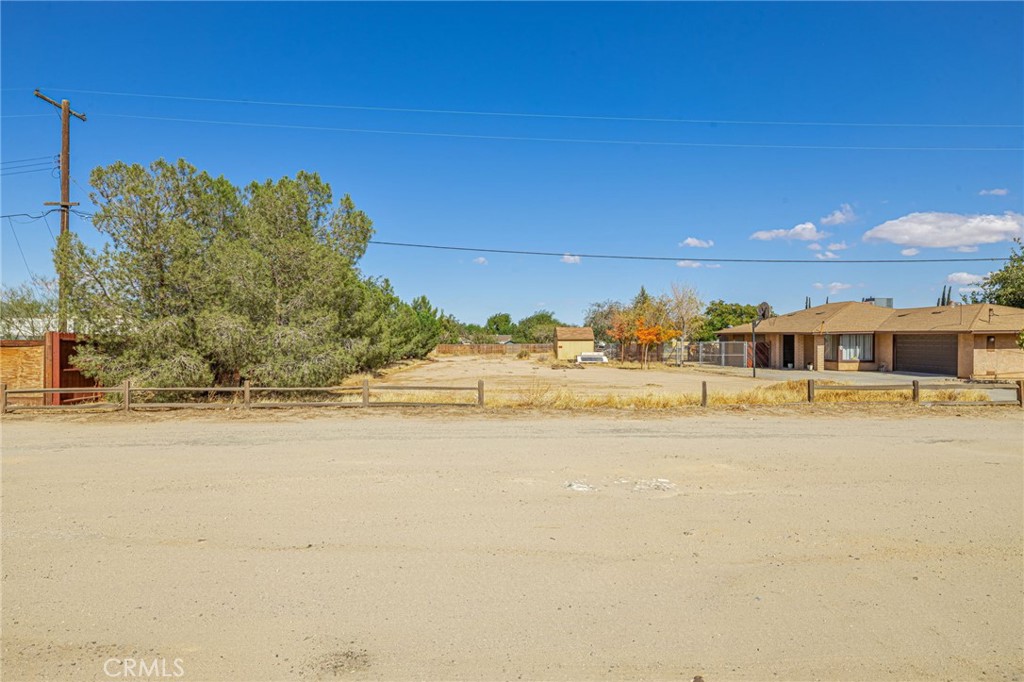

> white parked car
[576,352,608,364]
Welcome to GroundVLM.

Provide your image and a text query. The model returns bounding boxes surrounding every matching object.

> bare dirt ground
[377,355,770,398]
[2,408,1022,681]
[378,354,1015,400]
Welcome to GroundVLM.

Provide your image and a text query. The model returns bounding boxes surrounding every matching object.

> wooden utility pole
[34,89,86,333]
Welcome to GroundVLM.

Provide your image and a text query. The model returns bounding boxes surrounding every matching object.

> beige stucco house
[719,301,1024,378]
[554,327,595,361]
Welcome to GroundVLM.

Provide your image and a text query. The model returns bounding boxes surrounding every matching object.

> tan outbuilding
[720,301,1024,379]
[554,327,595,361]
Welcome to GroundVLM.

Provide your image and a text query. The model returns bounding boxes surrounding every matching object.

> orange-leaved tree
[635,318,681,368]
[608,310,637,361]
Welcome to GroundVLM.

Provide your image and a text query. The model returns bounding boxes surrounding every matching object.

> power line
[0,209,61,220]
[367,240,1010,264]
[0,159,53,171]
[43,87,1024,129]
[1,167,53,177]
[93,113,1024,152]
[1,155,53,164]
[4,218,35,276]
[0,161,54,171]
[70,175,90,199]
[61,210,1016,264]
[41,213,57,245]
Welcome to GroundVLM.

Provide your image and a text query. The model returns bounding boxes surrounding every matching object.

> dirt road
[2,411,1022,680]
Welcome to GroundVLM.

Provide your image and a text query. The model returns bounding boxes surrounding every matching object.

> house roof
[877,303,1024,333]
[722,302,893,335]
[721,302,1024,335]
[555,326,595,341]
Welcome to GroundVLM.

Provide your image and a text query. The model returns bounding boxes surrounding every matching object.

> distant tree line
[583,285,760,349]
[440,309,567,345]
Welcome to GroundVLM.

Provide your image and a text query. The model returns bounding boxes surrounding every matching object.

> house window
[825,334,874,361]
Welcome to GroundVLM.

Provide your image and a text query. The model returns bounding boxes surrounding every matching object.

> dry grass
[5,380,996,415]
[482,379,991,410]
[493,383,702,410]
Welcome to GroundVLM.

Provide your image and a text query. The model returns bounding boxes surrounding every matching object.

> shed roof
[721,302,1024,335]
[555,326,595,341]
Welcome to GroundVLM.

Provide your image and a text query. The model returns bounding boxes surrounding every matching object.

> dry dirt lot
[2,408,1022,681]
[381,355,765,398]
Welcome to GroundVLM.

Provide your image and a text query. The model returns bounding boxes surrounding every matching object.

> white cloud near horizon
[820,203,857,226]
[816,251,840,260]
[813,281,853,294]
[676,260,703,268]
[979,188,1008,196]
[945,272,987,285]
[827,241,849,251]
[680,237,714,248]
[863,211,1022,249]
[900,248,920,256]
[560,254,581,264]
[750,221,827,241]
[807,243,823,251]
[472,257,488,265]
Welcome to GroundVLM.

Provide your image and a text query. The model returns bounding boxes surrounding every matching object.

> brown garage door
[894,334,958,375]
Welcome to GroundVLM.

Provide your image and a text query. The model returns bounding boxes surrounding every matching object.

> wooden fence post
[701,381,707,407]
[123,380,131,412]
[1017,379,1023,408]
[1,383,7,414]
[807,379,815,403]
[912,380,920,404]
[243,379,251,409]
[478,380,485,407]
[362,379,369,407]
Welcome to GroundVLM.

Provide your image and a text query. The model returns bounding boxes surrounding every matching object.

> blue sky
[2,2,1022,324]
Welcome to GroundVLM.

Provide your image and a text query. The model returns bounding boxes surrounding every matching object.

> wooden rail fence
[2,379,1020,413]
[0,379,485,413]
[806,379,1024,407]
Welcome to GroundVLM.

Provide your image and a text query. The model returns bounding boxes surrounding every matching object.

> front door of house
[783,335,795,368]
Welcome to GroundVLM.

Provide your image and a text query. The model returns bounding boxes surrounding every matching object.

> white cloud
[750,221,828,241]
[680,237,714,248]
[979,188,1008,196]
[826,241,849,251]
[807,243,823,251]
[953,245,979,253]
[958,285,984,295]
[676,260,703,268]
[472,257,488,265]
[945,272,986,285]
[863,211,1023,249]
[813,281,853,295]
[705,263,722,269]
[820,203,857,226]
[900,248,920,256]
[560,254,581,264]
[816,251,840,260]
